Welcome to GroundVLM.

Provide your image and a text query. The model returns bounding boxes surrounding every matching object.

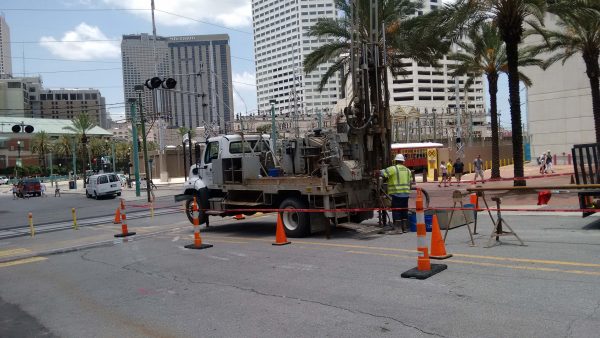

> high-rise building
[252,0,341,116]
[0,15,12,77]
[36,88,108,128]
[0,77,41,117]
[121,33,234,130]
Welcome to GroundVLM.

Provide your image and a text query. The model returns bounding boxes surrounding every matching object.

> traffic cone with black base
[185,196,212,250]
[430,215,452,260]
[401,189,447,279]
[273,212,291,246]
[114,199,136,238]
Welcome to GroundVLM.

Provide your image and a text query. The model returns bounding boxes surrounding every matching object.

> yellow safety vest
[382,164,411,195]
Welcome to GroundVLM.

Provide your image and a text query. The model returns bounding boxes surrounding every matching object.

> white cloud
[102,0,252,28]
[40,23,120,60]
[232,71,256,113]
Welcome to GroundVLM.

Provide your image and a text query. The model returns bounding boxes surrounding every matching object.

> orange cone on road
[113,207,121,224]
[430,215,452,260]
[272,212,291,246]
[114,198,136,238]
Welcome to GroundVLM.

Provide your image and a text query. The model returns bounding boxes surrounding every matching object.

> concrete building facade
[36,88,108,128]
[0,15,12,76]
[524,14,595,156]
[121,33,234,131]
[252,0,341,116]
[0,77,42,117]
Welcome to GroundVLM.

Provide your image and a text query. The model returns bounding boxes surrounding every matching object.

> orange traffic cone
[430,215,452,260]
[113,207,121,224]
[272,212,291,246]
[233,214,246,220]
[185,196,213,250]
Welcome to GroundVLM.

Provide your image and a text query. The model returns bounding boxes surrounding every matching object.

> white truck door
[200,140,219,187]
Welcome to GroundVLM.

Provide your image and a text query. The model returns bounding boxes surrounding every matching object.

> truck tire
[350,211,374,223]
[279,197,310,237]
[185,188,209,225]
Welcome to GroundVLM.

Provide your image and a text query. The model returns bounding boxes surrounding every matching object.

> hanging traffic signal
[144,77,177,90]
[162,78,177,89]
[12,125,34,133]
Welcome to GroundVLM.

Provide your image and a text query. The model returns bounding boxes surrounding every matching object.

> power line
[13,67,121,75]
[11,56,121,64]
[11,39,121,44]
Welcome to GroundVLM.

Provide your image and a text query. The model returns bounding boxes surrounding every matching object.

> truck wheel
[350,211,374,223]
[185,188,209,225]
[279,197,310,237]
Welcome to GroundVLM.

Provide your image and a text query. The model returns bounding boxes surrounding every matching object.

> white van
[85,173,122,199]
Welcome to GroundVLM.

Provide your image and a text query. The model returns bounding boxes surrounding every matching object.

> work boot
[387,221,403,235]
[401,220,409,233]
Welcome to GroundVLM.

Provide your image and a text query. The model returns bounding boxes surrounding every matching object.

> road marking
[0,256,47,268]
[207,255,229,261]
[172,236,180,242]
[204,235,600,269]
[206,239,248,244]
[347,251,600,276]
[0,248,31,258]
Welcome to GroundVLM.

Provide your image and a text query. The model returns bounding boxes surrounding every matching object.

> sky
[0,0,519,129]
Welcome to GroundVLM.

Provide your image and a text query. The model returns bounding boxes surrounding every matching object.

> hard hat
[547,150,551,153]
[394,154,405,162]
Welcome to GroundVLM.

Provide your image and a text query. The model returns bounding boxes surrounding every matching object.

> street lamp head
[269,99,277,105]
[17,140,21,145]
[134,84,145,91]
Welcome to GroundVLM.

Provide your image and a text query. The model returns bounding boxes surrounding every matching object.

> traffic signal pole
[137,91,152,203]
[130,100,141,197]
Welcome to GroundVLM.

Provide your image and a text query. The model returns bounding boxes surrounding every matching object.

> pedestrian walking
[41,182,47,197]
[439,161,448,187]
[12,184,17,199]
[381,154,412,234]
[453,158,464,186]
[539,153,546,174]
[54,183,61,197]
[446,159,454,186]
[473,154,485,184]
[545,150,555,173]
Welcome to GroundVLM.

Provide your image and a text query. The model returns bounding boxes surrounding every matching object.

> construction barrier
[113,207,121,224]
[114,198,136,238]
[184,196,212,250]
[401,189,447,279]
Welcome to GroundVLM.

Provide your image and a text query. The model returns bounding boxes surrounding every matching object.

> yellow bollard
[72,208,78,230]
[28,212,35,237]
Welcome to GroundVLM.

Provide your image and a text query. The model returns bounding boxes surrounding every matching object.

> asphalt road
[1,212,599,337]
[0,186,181,230]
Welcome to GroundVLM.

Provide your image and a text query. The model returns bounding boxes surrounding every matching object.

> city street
[1,207,600,337]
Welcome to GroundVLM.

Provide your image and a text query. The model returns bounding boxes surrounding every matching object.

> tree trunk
[505,38,526,186]
[488,72,501,179]
[583,54,600,143]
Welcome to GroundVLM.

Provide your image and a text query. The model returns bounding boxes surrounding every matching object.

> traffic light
[12,125,34,133]
[144,77,177,90]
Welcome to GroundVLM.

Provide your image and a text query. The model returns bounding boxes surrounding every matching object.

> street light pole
[269,99,277,147]
[72,138,77,189]
[16,140,21,178]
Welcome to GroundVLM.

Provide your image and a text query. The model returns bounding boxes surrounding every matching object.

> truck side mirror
[192,168,199,176]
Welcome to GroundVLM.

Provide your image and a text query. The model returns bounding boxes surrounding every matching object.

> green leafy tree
[433,0,548,186]
[30,131,52,174]
[63,113,96,186]
[449,22,542,178]
[528,0,600,141]
[303,0,448,91]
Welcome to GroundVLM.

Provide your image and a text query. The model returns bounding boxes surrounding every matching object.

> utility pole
[111,142,116,173]
[454,52,463,159]
[270,99,277,147]
[137,88,152,203]
[72,138,77,189]
[129,99,141,197]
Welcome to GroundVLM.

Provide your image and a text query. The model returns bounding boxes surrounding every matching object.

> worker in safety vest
[380,154,413,234]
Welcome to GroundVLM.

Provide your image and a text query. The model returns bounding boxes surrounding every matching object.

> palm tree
[63,113,96,187]
[303,0,447,91]
[31,131,52,174]
[528,0,600,142]
[449,22,542,179]
[434,0,547,186]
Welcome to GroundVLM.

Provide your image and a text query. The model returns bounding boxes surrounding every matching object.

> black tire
[94,191,99,200]
[279,197,310,237]
[185,188,209,225]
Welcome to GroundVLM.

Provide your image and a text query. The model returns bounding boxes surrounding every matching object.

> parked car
[85,173,122,199]
[18,178,42,197]
[0,176,9,185]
